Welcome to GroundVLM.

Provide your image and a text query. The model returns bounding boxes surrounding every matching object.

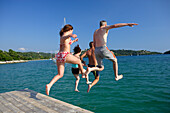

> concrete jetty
[0,88,93,113]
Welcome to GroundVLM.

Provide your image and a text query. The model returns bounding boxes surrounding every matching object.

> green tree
[3,51,13,61]
[0,50,6,61]
[8,49,20,60]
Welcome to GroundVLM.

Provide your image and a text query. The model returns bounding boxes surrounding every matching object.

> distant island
[81,49,162,57]
[0,49,166,61]
[0,49,53,61]
[164,50,170,54]
[110,49,162,56]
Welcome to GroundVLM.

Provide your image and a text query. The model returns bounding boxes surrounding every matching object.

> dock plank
[15,89,78,112]
[0,94,24,113]
[0,89,93,113]
[10,91,59,113]
[0,101,12,113]
[7,93,47,113]
[1,93,33,112]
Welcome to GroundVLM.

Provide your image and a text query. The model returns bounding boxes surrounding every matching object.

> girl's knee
[77,77,80,81]
[77,59,81,64]
[57,74,63,78]
[75,75,80,80]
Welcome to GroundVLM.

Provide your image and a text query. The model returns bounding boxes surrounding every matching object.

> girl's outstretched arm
[72,38,79,44]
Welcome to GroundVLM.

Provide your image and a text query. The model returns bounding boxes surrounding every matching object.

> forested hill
[0,49,53,61]
[0,49,163,61]
[81,49,162,56]
[111,49,162,56]
[164,50,170,54]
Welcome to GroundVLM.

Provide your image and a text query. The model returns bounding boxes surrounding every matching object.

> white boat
[52,55,57,63]
[52,58,56,63]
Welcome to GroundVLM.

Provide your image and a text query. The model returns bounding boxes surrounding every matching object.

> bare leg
[84,68,92,84]
[82,69,86,78]
[86,66,104,75]
[87,76,100,93]
[112,58,123,81]
[46,62,65,95]
[66,54,85,77]
[73,74,80,92]
[85,66,102,84]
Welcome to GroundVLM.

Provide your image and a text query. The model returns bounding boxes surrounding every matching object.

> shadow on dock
[0,88,93,113]
[18,89,40,100]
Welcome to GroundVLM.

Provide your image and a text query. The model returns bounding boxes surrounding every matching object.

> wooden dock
[0,89,93,113]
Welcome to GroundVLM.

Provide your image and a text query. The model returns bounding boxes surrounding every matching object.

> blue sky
[0,0,170,53]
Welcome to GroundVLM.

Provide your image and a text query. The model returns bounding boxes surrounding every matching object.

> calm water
[0,55,170,113]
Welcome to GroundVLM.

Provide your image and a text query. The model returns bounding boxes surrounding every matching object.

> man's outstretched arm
[104,23,138,30]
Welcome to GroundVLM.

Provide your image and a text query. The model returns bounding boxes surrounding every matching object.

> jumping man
[93,20,138,81]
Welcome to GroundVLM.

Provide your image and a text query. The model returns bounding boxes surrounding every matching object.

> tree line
[81,49,162,57]
[0,49,52,61]
[0,49,165,61]
[111,49,162,56]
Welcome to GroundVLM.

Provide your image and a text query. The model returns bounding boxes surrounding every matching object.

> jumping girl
[46,24,85,95]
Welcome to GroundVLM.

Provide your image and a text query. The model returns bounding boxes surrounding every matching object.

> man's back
[86,48,97,65]
[94,27,108,47]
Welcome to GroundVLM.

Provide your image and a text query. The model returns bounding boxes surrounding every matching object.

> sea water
[0,55,170,113]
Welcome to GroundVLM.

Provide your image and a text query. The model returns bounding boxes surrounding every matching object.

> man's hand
[128,23,138,27]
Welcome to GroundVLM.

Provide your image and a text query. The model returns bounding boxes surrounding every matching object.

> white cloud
[18,48,26,51]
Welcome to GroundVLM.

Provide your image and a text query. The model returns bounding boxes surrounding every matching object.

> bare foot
[87,84,92,93]
[75,89,80,92]
[115,74,123,81]
[86,81,92,84]
[82,73,85,78]
[46,84,51,95]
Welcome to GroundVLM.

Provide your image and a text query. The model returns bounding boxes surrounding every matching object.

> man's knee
[95,76,100,80]
[112,58,117,63]
[98,65,104,71]
[101,66,104,70]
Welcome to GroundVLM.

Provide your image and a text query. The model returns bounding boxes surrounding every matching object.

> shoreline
[0,59,50,64]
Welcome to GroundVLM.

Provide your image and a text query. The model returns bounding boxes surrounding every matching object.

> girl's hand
[72,34,77,38]
[74,38,79,42]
